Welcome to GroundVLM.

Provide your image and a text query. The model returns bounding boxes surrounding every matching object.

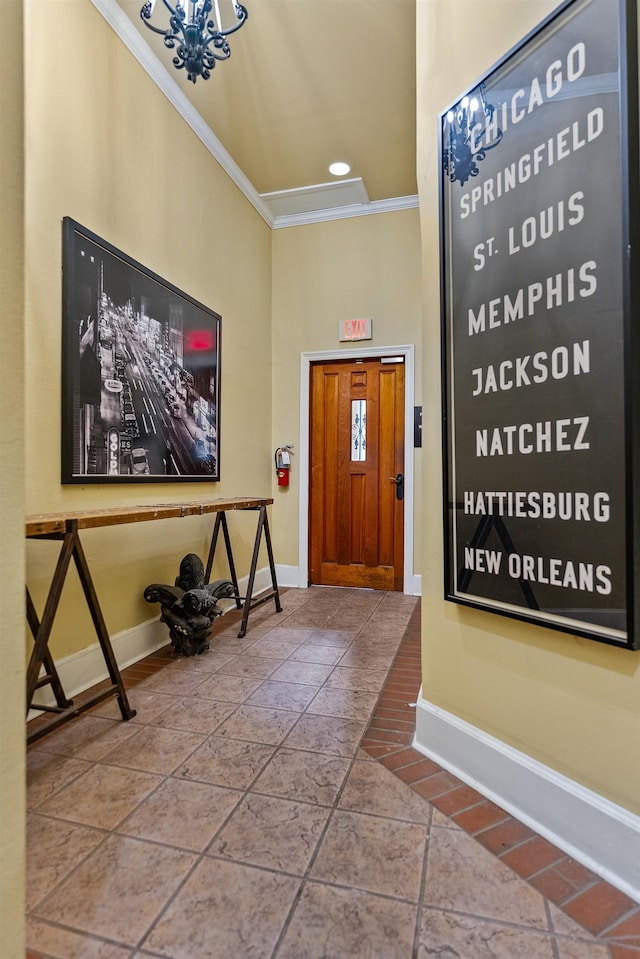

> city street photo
[61,218,221,483]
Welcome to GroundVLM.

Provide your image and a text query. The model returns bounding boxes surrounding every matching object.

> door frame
[298,344,416,594]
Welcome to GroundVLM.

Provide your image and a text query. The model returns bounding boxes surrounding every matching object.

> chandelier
[140,0,248,83]
[442,83,503,186]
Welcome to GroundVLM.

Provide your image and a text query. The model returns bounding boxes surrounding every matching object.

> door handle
[390,473,404,501]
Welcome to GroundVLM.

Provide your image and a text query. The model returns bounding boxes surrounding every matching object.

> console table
[26,497,280,743]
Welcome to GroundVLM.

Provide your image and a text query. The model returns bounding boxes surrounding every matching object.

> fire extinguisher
[275,445,293,488]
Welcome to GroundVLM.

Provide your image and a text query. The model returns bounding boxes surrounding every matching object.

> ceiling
[103,0,417,225]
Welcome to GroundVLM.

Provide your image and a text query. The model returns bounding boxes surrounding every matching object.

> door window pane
[351,399,366,461]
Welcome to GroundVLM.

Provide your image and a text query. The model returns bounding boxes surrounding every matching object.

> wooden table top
[25,497,273,536]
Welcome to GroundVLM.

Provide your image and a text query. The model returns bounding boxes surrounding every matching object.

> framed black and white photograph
[62,218,221,483]
[440,0,639,648]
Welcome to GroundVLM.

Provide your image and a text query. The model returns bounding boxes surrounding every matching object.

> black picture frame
[440,0,639,648]
[62,218,221,483]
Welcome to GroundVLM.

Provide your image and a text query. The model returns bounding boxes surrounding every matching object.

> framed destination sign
[440,0,639,648]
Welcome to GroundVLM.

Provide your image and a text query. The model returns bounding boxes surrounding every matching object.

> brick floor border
[361,602,640,953]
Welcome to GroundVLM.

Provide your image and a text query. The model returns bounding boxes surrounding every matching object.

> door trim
[298,344,416,594]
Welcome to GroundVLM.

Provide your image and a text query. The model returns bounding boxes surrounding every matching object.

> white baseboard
[29,566,274,717]
[28,617,169,718]
[415,695,640,903]
[276,564,301,588]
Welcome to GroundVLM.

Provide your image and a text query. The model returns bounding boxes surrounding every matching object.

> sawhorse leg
[26,520,136,744]
[26,588,73,712]
[205,512,242,610]
[205,506,282,638]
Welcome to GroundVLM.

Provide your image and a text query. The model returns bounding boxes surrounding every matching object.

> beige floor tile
[246,679,320,711]
[209,635,254,654]
[195,673,263,703]
[556,938,608,959]
[307,686,380,721]
[216,655,283,679]
[164,650,237,672]
[252,747,351,806]
[323,614,376,632]
[142,858,300,959]
[210,792,330,873]
[33,834,197,944]
[90,688,180,724]
[339,648,398,669]
[117,777,241,850]
[339,760,432,823]
[147,696,236,734]
[555,939,611,959]
[26,750,91,810]
[25,590,618,959]
[137,668,210,696]
[310,808,427,901]
[26,813,104,912]
[305,628,355,647]
[283,713,367,756]
[424,825,549,930]
[29,715,140,762]
[276,881,417,959]
[243,638,305,658]
[174,734,275,789]
[26,917,132,959]
[287,644,345,666]
[325,665,390,692]
[99,724,205,775]
[269,660,335,686]
[280,612,333,629]
[348,639,403,657]
[37,763,163,830]
[416,909,555,958]
[430,807,461,829]
[277,592,314,610]
[215,703,301,745]
[255,626,316,644]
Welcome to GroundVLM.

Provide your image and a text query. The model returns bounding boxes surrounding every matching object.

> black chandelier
[442,83,503,186]
[140,0,248,83]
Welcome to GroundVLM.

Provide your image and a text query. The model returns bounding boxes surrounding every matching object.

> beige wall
[0,1,25,954]
[271,209,422,571]
[24,0,273,659]
[21,3,423,690]
[417,0,640,813]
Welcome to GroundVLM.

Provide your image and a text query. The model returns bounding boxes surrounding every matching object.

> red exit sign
[339,317,372,341]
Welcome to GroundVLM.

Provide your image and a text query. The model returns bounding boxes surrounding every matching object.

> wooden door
[309,357,405,590]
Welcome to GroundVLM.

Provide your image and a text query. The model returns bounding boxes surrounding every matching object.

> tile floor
[26,587,640,959]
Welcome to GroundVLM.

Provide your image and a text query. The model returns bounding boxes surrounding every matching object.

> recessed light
[329,162,351,177]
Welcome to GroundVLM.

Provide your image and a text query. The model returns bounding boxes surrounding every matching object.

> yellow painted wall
[0,1,25,953]
[417,0,640,813]
[24,0,273,659]
[271,209,422,571]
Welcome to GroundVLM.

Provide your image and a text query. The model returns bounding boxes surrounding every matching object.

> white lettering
[475,418,590,456]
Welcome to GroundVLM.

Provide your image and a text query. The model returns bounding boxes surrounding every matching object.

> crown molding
[90,0,418,229]
[271,194,420,229]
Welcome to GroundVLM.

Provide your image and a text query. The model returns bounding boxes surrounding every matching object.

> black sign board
[440,0,639,648]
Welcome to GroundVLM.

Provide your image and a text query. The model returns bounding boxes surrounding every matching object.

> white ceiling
[97,0,418,225]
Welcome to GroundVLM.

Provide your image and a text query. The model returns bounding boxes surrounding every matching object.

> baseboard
[28,566,274,717]
[410,573,422,596]
[276,564,301,588]
[27,617,169,719]
[414,695,640,903]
